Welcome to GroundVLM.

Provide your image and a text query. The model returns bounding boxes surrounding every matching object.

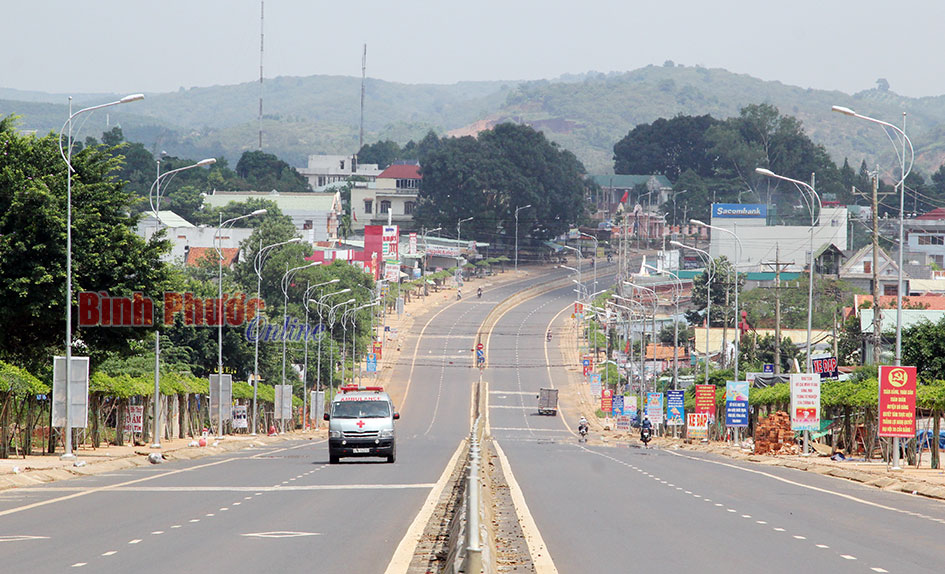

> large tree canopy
[413,123,589,241]
[613,114,721,180]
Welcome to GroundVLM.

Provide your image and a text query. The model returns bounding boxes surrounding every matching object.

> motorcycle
[477,288,482,299]
[456,290,462,300]
[546,331,552,342]
[578,423,588,443]
[640,426,652,448]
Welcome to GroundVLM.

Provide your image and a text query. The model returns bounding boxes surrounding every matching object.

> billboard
[712,203,767,219]
[790,374,820,431]
[694,384,717,422]
[666,390,684,426]
[646,392,664,425]
[878,366,917,438]
[725,381,750,428]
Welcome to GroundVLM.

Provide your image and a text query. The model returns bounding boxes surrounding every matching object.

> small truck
[537,387,558,416]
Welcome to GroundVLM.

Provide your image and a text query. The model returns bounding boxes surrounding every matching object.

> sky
[5,0,945,98]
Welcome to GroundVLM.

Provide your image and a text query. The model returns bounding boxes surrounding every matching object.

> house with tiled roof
[350,161,422,231]
[185,247,239,268]
[203,190,341,242]
[135,210,252,266]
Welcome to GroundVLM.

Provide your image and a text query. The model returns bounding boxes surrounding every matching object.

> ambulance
[324,386,399,464]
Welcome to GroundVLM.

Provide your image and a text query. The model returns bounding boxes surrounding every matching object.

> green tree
[236,150,310,192]
[613,114,721,180]
[902,316,945,381]
[357,140,403,169]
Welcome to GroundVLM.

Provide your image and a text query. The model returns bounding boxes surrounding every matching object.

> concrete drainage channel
[407,270,580,573]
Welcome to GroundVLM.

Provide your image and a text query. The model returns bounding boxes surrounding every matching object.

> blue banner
[712,203,767,219]
[726,400,749,427]
[666,390,684,426]
[612,394,624,417]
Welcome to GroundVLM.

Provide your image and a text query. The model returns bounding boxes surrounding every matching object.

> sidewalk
[558,313,945,503]
[0,265,541,491]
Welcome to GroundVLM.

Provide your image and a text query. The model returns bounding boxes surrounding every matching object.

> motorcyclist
[578,416,589,436]
[546,329,552,341]
[641,416,652,443]
[457,288,462,300]
[477,287,482,298]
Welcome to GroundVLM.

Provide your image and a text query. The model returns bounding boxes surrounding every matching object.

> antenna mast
[258,0,265,149]
[359,44,367,151]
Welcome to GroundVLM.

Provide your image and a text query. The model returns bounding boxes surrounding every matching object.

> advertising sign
[123,405,144,433]
[811,356,839,380]
[624,395,637,417]
[408,232,417,255]
[725,401,749,427]
[274,384,293,421]
[612,394,624,417]
[666,390,685,426]
[310,390,326,424]
[52,356,90,428]
[694,384,717,421]
[384,261,401,282]
[381,225,399,259]
[209,374,233,423]
[426,245,461,258]
[646,392,664,425]
[711,203,767,219]
[232,405,248,429]
[687,413,709,440]
[790,374,820,431]
[763,363,774,374]
[878,365,917,438]
[373,341,383,359]
[616,415,631,430]
[366,353,378,373]
[601,389,613,413]
[725,381,749,402]
[582,356,593,376]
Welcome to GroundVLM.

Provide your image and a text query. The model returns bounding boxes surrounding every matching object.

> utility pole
[854,172,890,365]
[762,245,793,374]
[359,44,367,151]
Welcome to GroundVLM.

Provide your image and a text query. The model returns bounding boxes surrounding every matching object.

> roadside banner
[612,394,624,417]
[695,384,716,422]
[646,392,664,425]
[52,356,90,428]
[367,353,378,373]
[616,415,631,430]
[687,412,709,440]
[373,341,383,359]
[790,373,820,431]
[725,381,749,427]
[123,405,144,433]
[878,365,917,438]
[624,395,637,417]
[590,373,601,386]
[601,389,613,413]
[274,384,293,421]
[763,363,774,374]
[666,390,684,426]
[811,356,839,380]
[232,405,248,429]
[590,380,602,399]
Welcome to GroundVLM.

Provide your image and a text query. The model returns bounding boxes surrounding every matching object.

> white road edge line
[383,438,466,574]
[493,440,558,573]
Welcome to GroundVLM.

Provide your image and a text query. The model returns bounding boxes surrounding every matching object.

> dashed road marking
[128,539,141,544]
[71,563,86,568]
[102,551,117,556]
[152,531,164,535]
[841,555,857,560]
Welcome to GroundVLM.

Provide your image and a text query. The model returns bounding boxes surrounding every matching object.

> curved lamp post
[301,278,339,428]
[644,263,682,389]
[514,205,532,272]
[148,157,216,448]
[280,261,321,392]
[672,241,714,386]
[691,219,743,383]
[251,237,302,434]
[755,168,822,374]
[214,209,266,436]
[57,93,143,460]
[309,288,351,393]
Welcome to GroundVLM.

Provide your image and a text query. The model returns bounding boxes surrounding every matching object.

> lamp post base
[59,453,76,461]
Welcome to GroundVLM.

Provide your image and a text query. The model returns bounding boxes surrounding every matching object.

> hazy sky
[5,1,945,97]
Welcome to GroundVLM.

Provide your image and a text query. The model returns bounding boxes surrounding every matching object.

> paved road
[488,282,945,574]
[0,266,580,574]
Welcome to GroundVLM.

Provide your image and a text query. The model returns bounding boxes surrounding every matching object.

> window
[918,235,945,246]
[404,201,415,215]
[364,200,373,215]
[863,261,871,274]
[380,200,391,214]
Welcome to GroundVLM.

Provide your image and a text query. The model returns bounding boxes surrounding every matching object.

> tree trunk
[91,393,101,448]
[932,410,941,470]
[0,393,10,459]
[115,400,125,447]
[179,394,187,439]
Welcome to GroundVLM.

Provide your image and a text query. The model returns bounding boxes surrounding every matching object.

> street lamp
[624,282,659,396]
[755,168,821,374]
[327,298,357,388]
[57,93,143,460]
[580,232,599,293]
[280,261,321,394]
[691,219,743,383]
[672,241,714,386]
[514,205,532,273]
[422,227,442,275]
[251,237,302,434]
[215,208,266,436]
[832,106,914,366]
[148,157,216,448]
[457,217,474,245]
[309,288,351,394]
[644,263,683,390]
[301,278,339,428]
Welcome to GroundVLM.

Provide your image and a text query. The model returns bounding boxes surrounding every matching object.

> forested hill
[4,64,945,175]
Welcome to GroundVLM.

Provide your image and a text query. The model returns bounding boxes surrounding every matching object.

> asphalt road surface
[0,267,577,574]
[487,282,945,574]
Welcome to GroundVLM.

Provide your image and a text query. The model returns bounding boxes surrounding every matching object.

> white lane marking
[189,519,200,523]
[171,526,181,529]
[492,440,558,573]
[205,513,215,517]
[741,515,751,518]
[0,535,49,542]
[151,531,164,535]
[383,439,467,574]
[102,551,117,556]
[665,448,945,524]
[841,555,857,560]
[757,521,767,525]
[793,535,806,540]
[726,509,736,513]
[773,528,785,532]
[242,531,320,538]
[233,502,241,505]
[71,563,86,567]
[489,391,541,395]
[871,568,889,572]
[128,539,141,544]
[490,427,572,433]
[220,508,229,511]
[816,544,829,548]
[0,456,243,518]
[244,496,253,499]
[715,503,723,507]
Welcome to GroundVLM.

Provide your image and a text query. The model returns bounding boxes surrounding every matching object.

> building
[202,190,341,242]
[586,174,673,222]
[350,162,421,231]
[136,211,253,266]
[297,154,383,190]
[708,203,848,272]
[905,207,945,268]
[839,244,904,296]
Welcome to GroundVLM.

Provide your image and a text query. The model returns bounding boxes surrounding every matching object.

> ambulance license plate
[353,448,371,454]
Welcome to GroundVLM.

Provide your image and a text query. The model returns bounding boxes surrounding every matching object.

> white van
[324,386,399,464]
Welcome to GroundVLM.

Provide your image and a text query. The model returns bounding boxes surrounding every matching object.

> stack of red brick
[754,411,797,455]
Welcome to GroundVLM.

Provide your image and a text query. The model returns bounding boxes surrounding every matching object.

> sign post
[694,384,716,439]
[725,381,750,442]
[666,390,684,436]
[790,373,820,455]
[879,365,917,470]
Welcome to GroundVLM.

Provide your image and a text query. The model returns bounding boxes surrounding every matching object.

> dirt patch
[483,437,534,573]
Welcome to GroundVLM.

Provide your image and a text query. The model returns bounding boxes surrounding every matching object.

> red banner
[373,341,383,360]
[878,366,916,438]
[695,385,717,421]
[601,389,613,413]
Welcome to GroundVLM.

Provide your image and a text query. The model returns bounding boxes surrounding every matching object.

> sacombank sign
[712,203,767,219]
